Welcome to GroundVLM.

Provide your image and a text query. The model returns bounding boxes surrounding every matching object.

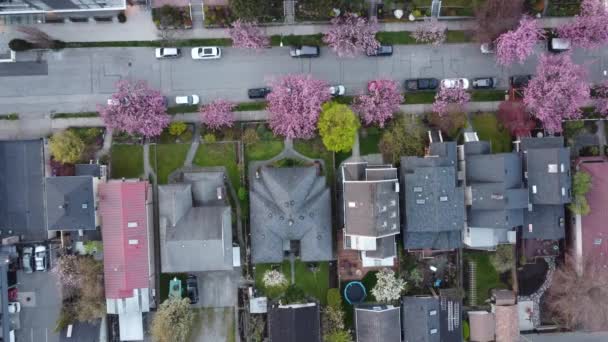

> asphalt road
[1,44,607,117]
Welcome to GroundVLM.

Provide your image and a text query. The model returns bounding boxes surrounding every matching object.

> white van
[548,38,571,52]
[155,47,181,59]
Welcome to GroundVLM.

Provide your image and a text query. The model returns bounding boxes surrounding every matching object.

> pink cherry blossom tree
[495,16,545,66]
[593,80,608,116]
[266,74,331,139]
[412,17,447,46]
[323,13,380,58]
[557,0,608,49]
[199,99,236,130]
[352,79,403,128]
[523,53,590,133]
[228,19,270,50]
[432,85,471,116]
[98,80,170,138]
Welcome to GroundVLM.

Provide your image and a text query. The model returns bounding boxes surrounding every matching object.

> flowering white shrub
[262,270,288,288]
[371,268,406,303]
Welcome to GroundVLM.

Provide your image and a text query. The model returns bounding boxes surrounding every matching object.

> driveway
[15,270,61,342]
[193,269,240,308]
[189,308,235,342]
[1,44,607,117]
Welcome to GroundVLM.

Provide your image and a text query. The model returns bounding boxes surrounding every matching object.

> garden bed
[152,5,192,29]
[295,0,366,21]
[254,261,330,304]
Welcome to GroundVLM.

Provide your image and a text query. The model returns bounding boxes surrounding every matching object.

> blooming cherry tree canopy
[594,80,608,116]
[371,269,406,303]
[495,16,545,66]
[558,0,608,49]
[199,99,236,130]
[98,80,170,138]
[412,17,447,46]
[523,53,590,133]
[432,84,471,116]
[352,79,403,128]
[266,74,331,139]
[323,13,380,58]
[228,19,270,50]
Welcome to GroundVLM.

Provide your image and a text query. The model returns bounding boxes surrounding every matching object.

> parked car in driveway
[248,87,271,99]
[290,45,320,57]
[186,275,198,304]
[21,247,33,274]
[175,95,199,105]
[8,302,20,314]
[329,85,345,97]
[441,78,470,89]
[472,77,498,89]
[191,47,221,59]
[405,78,439,91]
[34,245,46,272]
[155,47,181,59]
[510,75,532,88]
[367,44,393,56]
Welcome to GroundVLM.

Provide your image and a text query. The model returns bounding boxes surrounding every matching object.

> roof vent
[394,183,400,193]
[391,223,397,230]
[532,185,537,194]
[127,222,138,228]
[348,201,356,208]
[390,200,396,206]
[279,216,284,221]
[380,206,387,212]
[299,215,305,220]
[491,194,503,200]
[268,213,273,218]
[390,212,397,218]
[414,187,423,193]
[560,163,565,173]
[416,199,425,205]
[82,203,88,209]
[439,196,448,202]
[288,219,294,226]
[561,187,566,196]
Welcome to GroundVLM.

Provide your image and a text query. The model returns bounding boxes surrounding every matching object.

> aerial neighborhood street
[2,1,608,342]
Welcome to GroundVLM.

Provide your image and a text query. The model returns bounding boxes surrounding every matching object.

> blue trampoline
[344,281,367,305]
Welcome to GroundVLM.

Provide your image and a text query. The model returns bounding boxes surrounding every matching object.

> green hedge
[52,112,99,118]
[0,113,19,120]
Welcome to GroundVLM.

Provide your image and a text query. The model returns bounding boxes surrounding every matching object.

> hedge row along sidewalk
[65,30,474,49]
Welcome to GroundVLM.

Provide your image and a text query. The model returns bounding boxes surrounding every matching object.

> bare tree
[545,255,608,331]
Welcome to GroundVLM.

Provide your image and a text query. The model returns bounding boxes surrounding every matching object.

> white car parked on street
[441,78,470,90]
[191,47,221,60]
[175,95,200,105]
[8,302,20,314]
[155,47,181,59]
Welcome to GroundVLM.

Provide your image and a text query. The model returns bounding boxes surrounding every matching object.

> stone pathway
[95,128,113,160]
[143,142,156,179]
[518,257,556,327]
[183,124,201,167]
[352,130,361,158]
[596,120,606,156]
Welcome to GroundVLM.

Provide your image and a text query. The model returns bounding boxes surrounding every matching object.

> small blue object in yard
[434,279,442,287]
[169,277,182,299]
[344,281,367,305]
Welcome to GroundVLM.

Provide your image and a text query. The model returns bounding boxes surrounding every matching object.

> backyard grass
[149,143,190,184]
[193,142,240,188]
[471,112,513,153]
[245,140,284,161]
[254,261,330,304]
[464,251,509,305]
[359,128,382,155]
[110,145,143,179]
[159,273,187,302]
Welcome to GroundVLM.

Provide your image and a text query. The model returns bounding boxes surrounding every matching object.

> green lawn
[245,140,284,161]
[293,138,335,182]
[359,128,382,155]
[150,144,190,184]
[464,251,509,305]
[193,143,240,189]
[110,145,143,179]
[471,90,507,102]
[471,113,513,153]
[405,92,436,104]
[254,261,330,304]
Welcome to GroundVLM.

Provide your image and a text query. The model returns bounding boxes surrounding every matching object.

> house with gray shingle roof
[340,162,400,267]
[401,142,464,250]
[402,289,462,342]
[45,175,99,231]
[159,170,233,272]
[250,166,332,264]
[268,302,321,342]
[354,304,401,342]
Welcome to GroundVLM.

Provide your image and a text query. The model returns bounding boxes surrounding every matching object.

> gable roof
[45,175,96,231]
[521,137,571,205]
[342,162,400,238]
[268,303,321,342]
[159,170,233,272]
[99,180,150,299]
[0,140,46,241]
[355,304,401,342]
[402,143,464,250]
[250,166,332,263]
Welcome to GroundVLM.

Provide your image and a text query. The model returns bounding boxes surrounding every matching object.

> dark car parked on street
[405,78,439,91]
[367,44,393,56]
[248,87,271,99]
[472,77,498,89]
[187,274,199,304]
[510,75,532,88]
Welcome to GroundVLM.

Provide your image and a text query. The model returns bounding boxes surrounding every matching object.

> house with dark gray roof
[159,170,233,273]
[75,163,106,178]
[250,166,332,264]
[268,302,321,342]
[340,162,400,267]
[401,142,464,250]
[0,140,47,241]
[354,304,401,342]
[45,175,99,231]
[520,137,570,241]
[402,289,462,342]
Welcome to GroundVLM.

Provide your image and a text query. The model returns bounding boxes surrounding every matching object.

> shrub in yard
[150,298,194,342]
[262,269,287,288]
[406,268,424,288]
[284,284,307,304]
[427,111,466,137]
[237,187,247,201]
[242,127,260,145]
[371,268,406,303]
[569,171,592,215]
[9,39,33,51]
[325,331,351,342]
[379,114,426,164]
[169,122,187,136]
[327,288,342,309]
[49,130,85,164]
[317,102,360,153]
[497,101,536,137]
[203,133,217,143]
[490,245,515,273]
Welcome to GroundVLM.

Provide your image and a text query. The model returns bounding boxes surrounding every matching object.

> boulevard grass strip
[110,144,144,179]
[66,38,232,48]
[470,112,513,153]
[167,101,266,115]
[404,91,436,104]
[149,143,191,184]
[0,113,19,120]
[52,112,99,118]
[471,89,507,102]
[377,30,473,45]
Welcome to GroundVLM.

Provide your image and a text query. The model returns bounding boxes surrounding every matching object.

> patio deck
[337,229,398,281]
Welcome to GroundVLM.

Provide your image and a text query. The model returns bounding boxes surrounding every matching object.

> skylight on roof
[439,196,448,202]
[548,164,558,173]
[532,185,537,194]
[128,239,139,245]
[416,199,425,205]
[348,202,356,208]
[127,222,138,228]
[413,187,423,192]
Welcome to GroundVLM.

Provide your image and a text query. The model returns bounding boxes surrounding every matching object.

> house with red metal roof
[99,180,153,341]
[573,157,608,273]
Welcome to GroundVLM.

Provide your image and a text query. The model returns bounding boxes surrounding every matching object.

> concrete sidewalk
[0,5,571,44]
